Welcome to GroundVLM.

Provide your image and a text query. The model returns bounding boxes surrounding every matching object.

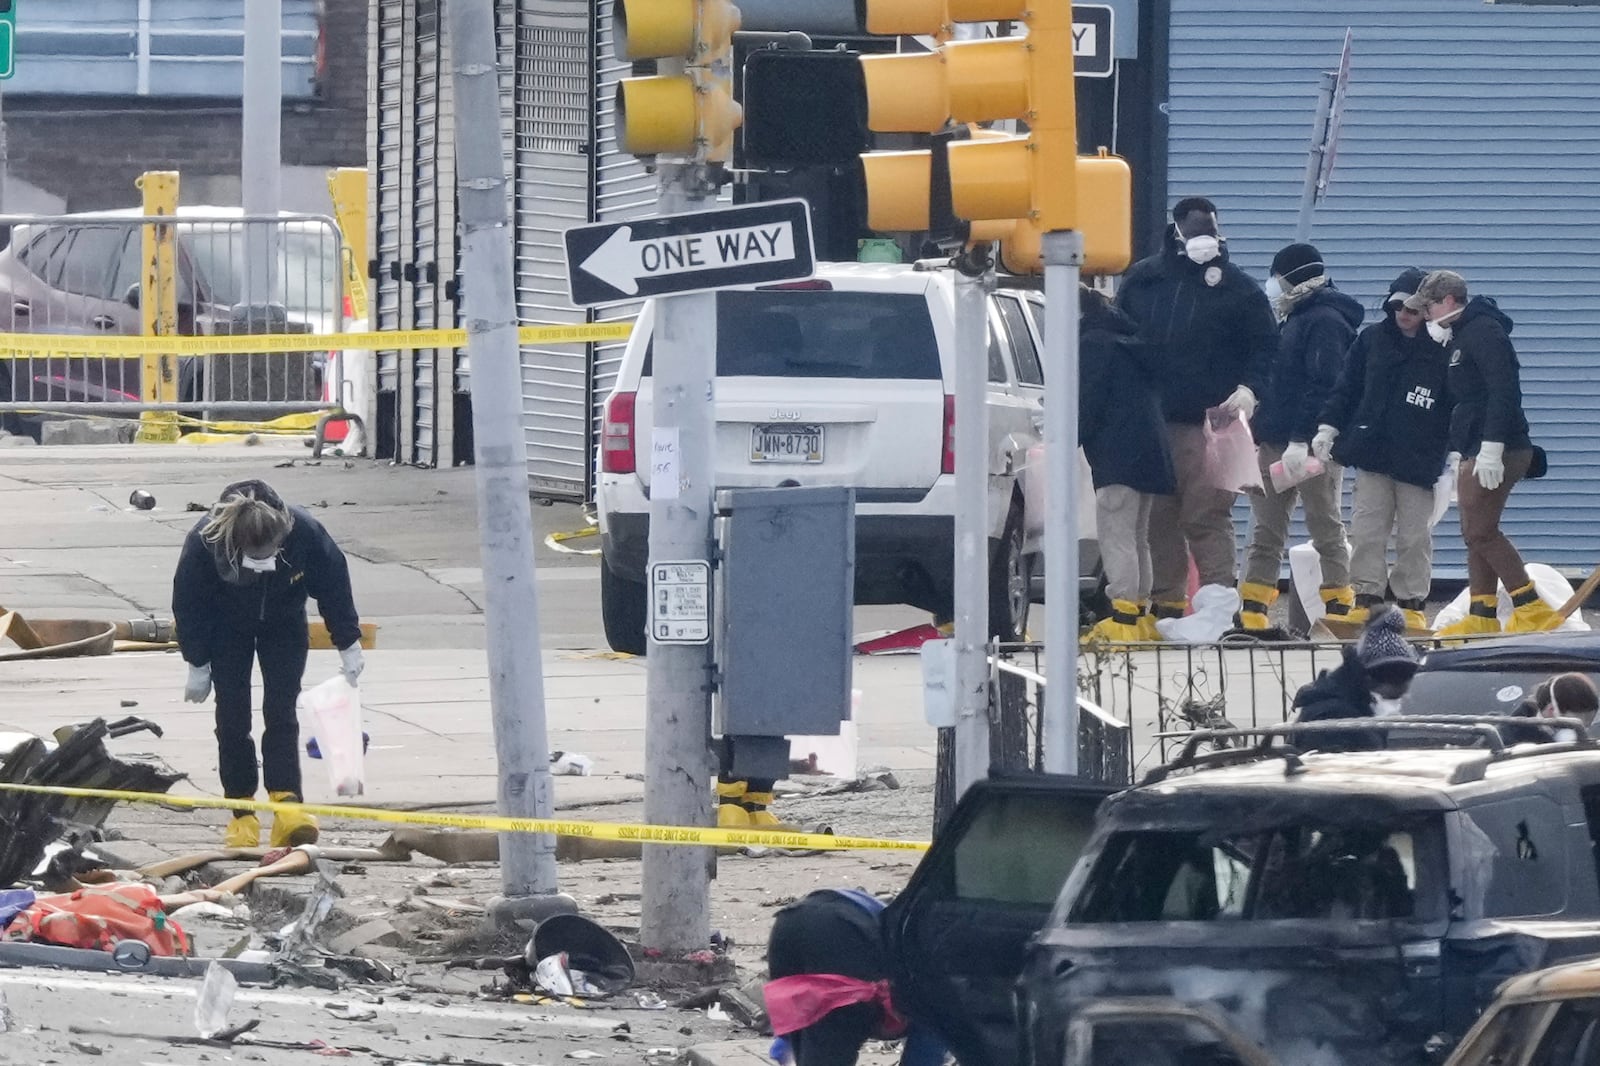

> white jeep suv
[595,261,1050,656]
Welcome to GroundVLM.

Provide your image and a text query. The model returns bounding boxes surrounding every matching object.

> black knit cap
[1386,267,1427,304]
[1270,243,1325,287]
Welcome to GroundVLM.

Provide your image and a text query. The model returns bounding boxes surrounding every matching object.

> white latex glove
[1311,424,1338,463]
[1475,441,1506,491]
[1281,441,1310,480]
[339,644,366,685]
[1220,385,1258,422]
[184,663,212,703]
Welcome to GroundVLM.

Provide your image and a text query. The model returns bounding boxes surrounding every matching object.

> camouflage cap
[1402,269,1469,312]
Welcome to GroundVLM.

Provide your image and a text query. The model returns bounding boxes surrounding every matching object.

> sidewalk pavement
[0,441,935,811]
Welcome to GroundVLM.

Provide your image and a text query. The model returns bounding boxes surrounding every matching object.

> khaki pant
[1150,422,1240,604]
[1460,447,1534,596]
[1243,443,1350,588]
[1350,471,1435,602]
[1096,485,1154,604]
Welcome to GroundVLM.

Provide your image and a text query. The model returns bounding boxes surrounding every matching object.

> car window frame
[996,293,1044,387]
[54,223,125,299]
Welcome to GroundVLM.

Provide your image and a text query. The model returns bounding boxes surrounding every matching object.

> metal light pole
[446,0,572,924]
[952,254,992,798]
[640,162,717,956]
[1041,229,1083,777]
[242,0,282,303]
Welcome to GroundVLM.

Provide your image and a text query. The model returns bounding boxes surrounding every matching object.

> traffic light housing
[614,0,742,162]
[856,0,1132,273]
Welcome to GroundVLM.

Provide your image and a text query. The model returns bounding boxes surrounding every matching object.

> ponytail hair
[202,486,293,560]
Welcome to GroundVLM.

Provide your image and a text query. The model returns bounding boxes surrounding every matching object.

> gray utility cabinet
[715,487,855,782]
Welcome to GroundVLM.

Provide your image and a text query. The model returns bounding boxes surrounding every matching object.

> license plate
[750,424,824,464]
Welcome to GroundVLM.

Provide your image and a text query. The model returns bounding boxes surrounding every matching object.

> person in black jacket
[173,479,364,847]
[1115,198,1278,624]
[1291,606,1421,751]
[1238,243,1362,631]
[1079,286,1177,642]
[1404,271,1560,636]
[1313,268,1451,632]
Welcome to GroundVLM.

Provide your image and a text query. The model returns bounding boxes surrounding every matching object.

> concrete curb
[683,1041,773,1066]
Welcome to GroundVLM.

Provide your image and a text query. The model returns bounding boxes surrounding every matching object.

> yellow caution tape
[0,782,929,853]
[0,322,634,360]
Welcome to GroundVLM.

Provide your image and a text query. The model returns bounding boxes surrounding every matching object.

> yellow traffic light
[856,0,1130,267]
[614,0,742,163]
[998,152,1133,276]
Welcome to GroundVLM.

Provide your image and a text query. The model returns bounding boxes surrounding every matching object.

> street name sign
[563,199,815,306]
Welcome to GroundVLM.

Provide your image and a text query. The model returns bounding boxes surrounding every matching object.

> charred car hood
[1023,919,1600,1066]
[1024,921,1450,1066]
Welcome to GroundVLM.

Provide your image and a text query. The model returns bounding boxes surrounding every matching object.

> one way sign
[563,199,816,307]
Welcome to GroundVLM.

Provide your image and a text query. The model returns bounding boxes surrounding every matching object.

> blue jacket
[1078,302,1176,496]
[1320,312,1452,489]
[1446,297,1532,454]
[1115,231,1278,426]
[1255,284,1364,448]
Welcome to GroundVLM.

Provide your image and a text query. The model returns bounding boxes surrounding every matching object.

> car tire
[601,559,648,657]
[989,506,1031,642]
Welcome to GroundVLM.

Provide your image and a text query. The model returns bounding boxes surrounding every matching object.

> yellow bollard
[135,171,182,444]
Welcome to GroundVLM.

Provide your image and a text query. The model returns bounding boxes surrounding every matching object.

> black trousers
[212,625,309,804]
[768,892,887,1066]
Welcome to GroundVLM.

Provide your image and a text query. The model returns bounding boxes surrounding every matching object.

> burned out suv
[885,719,1600,1066]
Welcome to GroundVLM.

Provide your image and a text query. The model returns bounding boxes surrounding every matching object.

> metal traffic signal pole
[641,161,717,956]
[445,0,572,923]
[1041,230,1083,777]
[952,252,992,797]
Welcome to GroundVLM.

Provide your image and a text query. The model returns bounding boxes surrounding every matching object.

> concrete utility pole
[445,0,572,923]
[1041,230,1084,777]
[641,161,717,956]
[242,0,282,303]
[952,254,991,798]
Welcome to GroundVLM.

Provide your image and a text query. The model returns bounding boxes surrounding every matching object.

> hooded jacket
[1445,296,1532,455]
[1114,228,1279,426]
[1320,310,1452,488]
[1078,300,1177,496]
[1254,284,1364,448]
[1291,650,1382,752]
[172,479,361,666]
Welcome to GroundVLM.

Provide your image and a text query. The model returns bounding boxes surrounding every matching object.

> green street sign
[0,0,14,81]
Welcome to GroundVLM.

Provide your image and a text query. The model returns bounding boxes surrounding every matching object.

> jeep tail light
[942,395,956,475]
[603,391,637,474]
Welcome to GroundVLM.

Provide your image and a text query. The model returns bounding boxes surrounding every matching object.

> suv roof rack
[1140,716,1598,787]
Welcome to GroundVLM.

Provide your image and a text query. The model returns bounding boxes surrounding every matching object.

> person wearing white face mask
[1289,606,1421,751]
[1115,197,1279,628]
[172,479,364,848]
[1403,272,1556,636]
[1239,242,1362,632]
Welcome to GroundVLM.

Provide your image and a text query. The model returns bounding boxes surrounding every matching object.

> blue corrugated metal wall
[1166,0,1600,578]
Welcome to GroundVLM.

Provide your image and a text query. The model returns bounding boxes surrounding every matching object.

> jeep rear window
[641,290,940,380]
[1070,819,1442,923]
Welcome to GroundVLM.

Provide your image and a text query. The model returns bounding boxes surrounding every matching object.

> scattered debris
[128,490,156,511]
[566,1051,604,1060]
[194,962,239,1039]
[0,610,116,661]
[186,502,207,512]
[327,919,400,955]
[550,751,594,777]
[325,1002,378,1023]
[706,1004,730,1022]
[68,1040,104,1056]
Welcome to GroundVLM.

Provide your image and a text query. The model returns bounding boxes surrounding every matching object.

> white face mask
[1425,321,1452,345]
[240,554,278,573]
[1373,696,1404,718]
[1264,276,1283,302]
[1183,235,1222,265]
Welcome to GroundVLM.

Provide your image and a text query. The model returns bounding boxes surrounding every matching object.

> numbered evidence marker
[649,560,711,645]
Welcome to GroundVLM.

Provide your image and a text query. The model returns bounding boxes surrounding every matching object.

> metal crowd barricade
[988,639,1364,781]
[0,212,344,424]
